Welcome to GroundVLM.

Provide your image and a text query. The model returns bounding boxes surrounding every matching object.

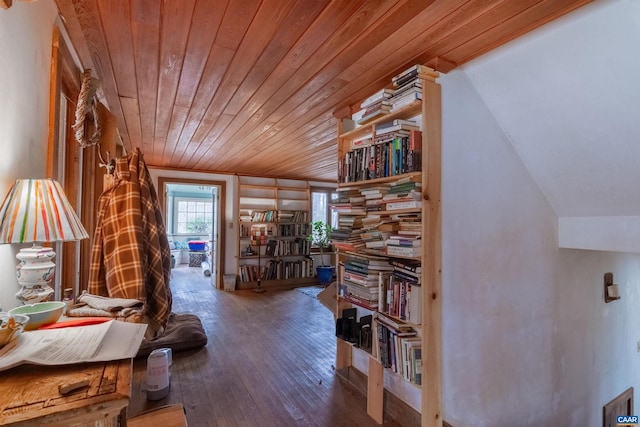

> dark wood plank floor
[128,265,405,427]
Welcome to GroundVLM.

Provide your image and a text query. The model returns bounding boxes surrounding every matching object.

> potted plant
[308,220,334,285]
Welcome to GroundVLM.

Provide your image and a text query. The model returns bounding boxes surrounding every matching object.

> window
[311,187,338,228]
[175,197,213,234]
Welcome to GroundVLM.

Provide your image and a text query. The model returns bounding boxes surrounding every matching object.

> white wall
[441,69,560,426]
[555,249,640,425]
[0,0,58,311]
[441,64,640,427]
[462,0,640,251]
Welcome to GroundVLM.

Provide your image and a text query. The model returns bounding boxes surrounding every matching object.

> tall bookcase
[237,176,316,290]
[333,65,441,426]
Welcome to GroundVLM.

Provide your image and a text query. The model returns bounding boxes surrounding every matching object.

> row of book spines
[239,224,309,238]
[339,136,422,184]
[242,210,308,221]
[376,321,422,385]
[264,239,311,257]
[379,274,421,324]
[277,223,310,236]
[238,259,314,282]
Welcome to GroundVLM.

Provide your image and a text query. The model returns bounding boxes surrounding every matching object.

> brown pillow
[136,312,207,358]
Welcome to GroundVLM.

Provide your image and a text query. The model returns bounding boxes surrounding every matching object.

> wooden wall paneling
[202,0,432,172]
[229,0,466,166]
[47,27,64,179]
[47,26,84,298]
[187,0,263,144]
[56,0,592,181]
[184,0,330,169]
[223,0,330,118]
[414,0,592,68]
[181,0,285,167]
[422,72,442,427]
[56,0,130,150]
[367,358,384,424]
[199,0,396,170]
[257,117,336,177]
[96,0,136,99]
[161,105,190,167]
[120,97,143,149]
[154,0,196,153]
[131,0,161,159]
[189,0,366,171]
[163,0,228,166]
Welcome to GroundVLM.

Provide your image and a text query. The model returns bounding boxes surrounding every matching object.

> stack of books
[339,253,394,310]
[357,88,395,124]
[389,64,430,111]
[374,313,422,384]
[338,131,423,183]
[277,210,307,223]
[380,259,422,323]
[331,215,365,252]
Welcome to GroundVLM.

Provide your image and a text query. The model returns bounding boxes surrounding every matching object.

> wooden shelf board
[236,277,318,290]
[339,101,422,140]
[337,172,422,189]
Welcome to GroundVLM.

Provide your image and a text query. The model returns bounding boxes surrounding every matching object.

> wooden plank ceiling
[56,0,590,182]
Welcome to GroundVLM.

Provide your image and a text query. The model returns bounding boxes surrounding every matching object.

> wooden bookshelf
[237,176,317,289]
[333,65,442,426]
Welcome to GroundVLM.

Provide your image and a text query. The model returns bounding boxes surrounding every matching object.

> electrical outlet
[637,341,640,353]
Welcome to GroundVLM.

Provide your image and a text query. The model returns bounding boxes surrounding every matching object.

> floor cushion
[136,312,207,358]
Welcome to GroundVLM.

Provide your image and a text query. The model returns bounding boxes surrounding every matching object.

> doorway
[158,177,226,289]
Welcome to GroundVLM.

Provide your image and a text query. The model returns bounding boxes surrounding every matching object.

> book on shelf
[350,134,374,149]
[387,245,421,258]
[410,346,422,385]
[360,88,395,108]
[389,258,422,273]
[375,119,417,131]
[392,64,432,84]
[365,240,387,249]
[342,293,378,310]
[391,267,420,283]
[386,200,422,210]
[391,80,422,99]
[343,271,378,287]
[391,92,422,111]
[374,123,420,135]
[386,236,421,247]
[375,312,415,332]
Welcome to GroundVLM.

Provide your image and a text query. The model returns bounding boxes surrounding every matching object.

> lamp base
[15,284,54,304]
[15,246,56,304]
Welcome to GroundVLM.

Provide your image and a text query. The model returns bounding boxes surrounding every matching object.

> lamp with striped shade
[0,179,89,304]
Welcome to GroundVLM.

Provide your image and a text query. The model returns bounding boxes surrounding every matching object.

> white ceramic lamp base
[15,246,56,304]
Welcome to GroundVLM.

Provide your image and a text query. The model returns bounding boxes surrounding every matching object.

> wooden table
[0,359,132,426]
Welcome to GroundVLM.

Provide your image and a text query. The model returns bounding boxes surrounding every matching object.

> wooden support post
[367,357,384,424]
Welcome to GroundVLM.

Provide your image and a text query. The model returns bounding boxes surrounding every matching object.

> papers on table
[0,320,147,372]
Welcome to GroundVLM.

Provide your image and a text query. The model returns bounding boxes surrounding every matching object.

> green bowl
[8,301,65,331]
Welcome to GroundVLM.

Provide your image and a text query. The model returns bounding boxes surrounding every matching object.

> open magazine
[0,320,146,372]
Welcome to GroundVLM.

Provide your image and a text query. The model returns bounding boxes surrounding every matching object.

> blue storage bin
[188,241,206,251]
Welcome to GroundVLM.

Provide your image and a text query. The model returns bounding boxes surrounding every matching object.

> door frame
[157,177,226,289]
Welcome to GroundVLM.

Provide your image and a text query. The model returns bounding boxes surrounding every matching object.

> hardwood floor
[128,265,406,427]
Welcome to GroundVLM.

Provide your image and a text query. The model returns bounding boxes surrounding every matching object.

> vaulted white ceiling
[463,0,640,218]
[459,0,640,252]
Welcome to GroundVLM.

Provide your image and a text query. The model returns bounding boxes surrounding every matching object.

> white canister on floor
[146,348,172,400]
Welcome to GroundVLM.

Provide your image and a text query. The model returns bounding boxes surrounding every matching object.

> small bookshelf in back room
[331,64,441,425]
[237,176,327,290]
